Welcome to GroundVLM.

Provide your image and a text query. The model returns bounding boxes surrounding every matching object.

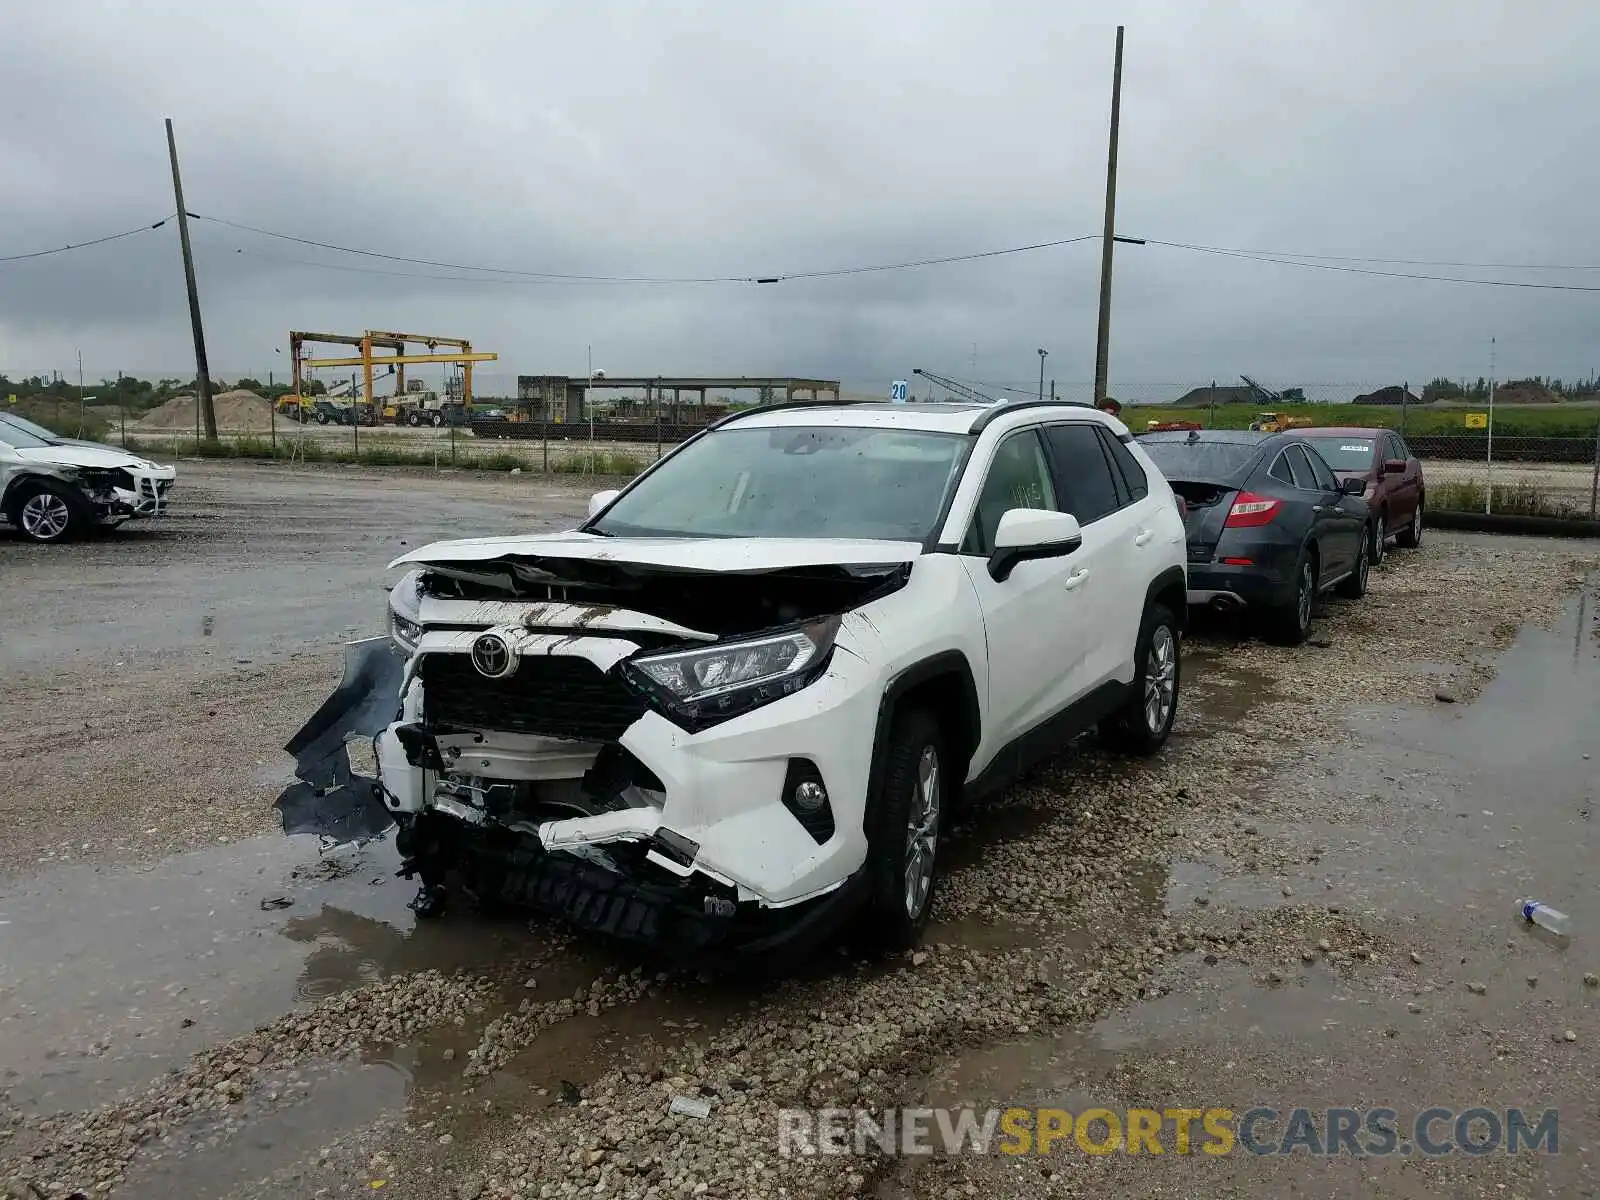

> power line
[193,212,1097,284]
[1143,239,1600,271]
[1144,239,1600,292]
[1,216,172,263]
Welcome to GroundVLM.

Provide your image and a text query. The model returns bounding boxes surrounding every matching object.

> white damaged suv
[277,399,1187,958]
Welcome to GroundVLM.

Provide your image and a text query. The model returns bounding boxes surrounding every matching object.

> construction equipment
[1146,419,1203,433]
[1238,375,1307,432]
[1248,412,1306,433]
[289,330,498,423]
[911,368,997,404]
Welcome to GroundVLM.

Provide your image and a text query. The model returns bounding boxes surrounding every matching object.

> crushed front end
[276,546,911,958]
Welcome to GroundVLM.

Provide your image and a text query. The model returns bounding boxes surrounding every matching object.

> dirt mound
[136,389,275,432]
[1492,380,1560,405]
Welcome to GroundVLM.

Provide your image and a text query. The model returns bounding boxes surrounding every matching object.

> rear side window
[1387,433,1408,461]
[1042,423,1122,524]
[1268,452,1296,486]
[1100,430,1149,501]
[1284,446,1318,490]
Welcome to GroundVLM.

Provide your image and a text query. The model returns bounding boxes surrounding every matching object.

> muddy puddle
[0,835,528,1116]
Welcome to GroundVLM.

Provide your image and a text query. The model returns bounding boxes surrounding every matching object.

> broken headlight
[623,615,840,731]
[387,570,425,654]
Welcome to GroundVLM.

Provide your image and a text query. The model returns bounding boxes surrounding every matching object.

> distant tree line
[1422,374,1599,403]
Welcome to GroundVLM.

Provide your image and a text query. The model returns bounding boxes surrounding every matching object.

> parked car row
[0,411,176,544]
[1136,425,1425,643]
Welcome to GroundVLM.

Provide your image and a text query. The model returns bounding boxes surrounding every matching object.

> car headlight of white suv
[387,571,425,655]
[623,615,841,731]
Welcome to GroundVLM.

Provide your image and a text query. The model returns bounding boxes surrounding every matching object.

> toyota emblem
[470,633,515,679]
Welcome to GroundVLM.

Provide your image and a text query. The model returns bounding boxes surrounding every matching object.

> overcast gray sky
[3,0,1599,400]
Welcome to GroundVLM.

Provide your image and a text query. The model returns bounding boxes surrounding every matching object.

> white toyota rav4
[278,399,1187,958]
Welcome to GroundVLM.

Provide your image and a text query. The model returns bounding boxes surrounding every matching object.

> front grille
[421,652,647,741]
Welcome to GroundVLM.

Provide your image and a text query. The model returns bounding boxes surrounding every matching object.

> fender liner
[1143,564,1189,631]
[864,651,981,810]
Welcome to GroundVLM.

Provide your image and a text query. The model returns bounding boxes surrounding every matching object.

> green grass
[549,449,649,475]
[1129,402,1600,438]
[7,398,111,442]
[1430,479,1586,519]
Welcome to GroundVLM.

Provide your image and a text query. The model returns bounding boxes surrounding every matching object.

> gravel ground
[2,475,1597,1199]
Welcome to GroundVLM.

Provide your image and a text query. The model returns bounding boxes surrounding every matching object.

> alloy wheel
[20,493,70,541]
[1143,625,1177,734]
[1412,506,1423,541]
[903,745,941,919]
[1357,536,1370,590]
[1297,563,1314,632]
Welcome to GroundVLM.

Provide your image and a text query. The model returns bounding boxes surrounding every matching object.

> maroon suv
[1300,427,1425,562]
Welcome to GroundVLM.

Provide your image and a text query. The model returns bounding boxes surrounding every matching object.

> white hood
[13,444,171,473]
[389,531,923,574]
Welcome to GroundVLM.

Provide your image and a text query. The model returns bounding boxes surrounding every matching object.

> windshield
[1137,438,1260,481]
[0,417,57,450]
[1303,437,1375,472]
[591,425,968,541]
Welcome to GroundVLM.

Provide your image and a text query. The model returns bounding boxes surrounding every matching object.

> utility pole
[165,119,217,441]
[1092,25,1126,407]
[1037,349,1048,402]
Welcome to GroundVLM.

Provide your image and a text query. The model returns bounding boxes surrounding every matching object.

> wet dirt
[883,584,1600,1198]
[0,462,595,671]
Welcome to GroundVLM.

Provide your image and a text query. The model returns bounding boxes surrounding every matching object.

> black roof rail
[967,396,1097,433]
[709,398,867,430]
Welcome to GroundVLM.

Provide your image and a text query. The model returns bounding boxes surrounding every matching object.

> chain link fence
[10,369,1600,522]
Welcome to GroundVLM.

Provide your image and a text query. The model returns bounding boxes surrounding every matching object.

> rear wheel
[1337,528,1371,599]
[1104,602,1181,755]
[9,481,82,544]
[1397,498,1424,549]
[1268,552,1315,645]
[859,708,945,950]
[431,411,444,427]
[1370,512,1386,565]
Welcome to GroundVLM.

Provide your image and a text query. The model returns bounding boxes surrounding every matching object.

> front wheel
[1397,499,1423,549]
[431,412,444,427]
[1268,553,1316,645]
[859,708,945,950]
[1104,603,1181,755]
[10,481,82,544]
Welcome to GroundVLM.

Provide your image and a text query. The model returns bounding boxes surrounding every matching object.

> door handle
[1311,505,1324,513]
[1134,529,1154,547]
[1063,569,1090,591]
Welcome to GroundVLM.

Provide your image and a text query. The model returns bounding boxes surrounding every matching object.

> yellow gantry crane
[289,330,498,419]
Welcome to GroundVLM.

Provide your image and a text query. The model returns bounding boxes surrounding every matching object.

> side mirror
[587,489,620,518]
[1382,458,1407,475]
[1341,477,1367,496]
[989,509,1083,581]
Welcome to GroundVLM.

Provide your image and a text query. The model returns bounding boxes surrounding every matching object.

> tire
[431,412,444,428]
[1268,551,1316,645]
[859,708,946,951]
[407,412,421,427]
[1336,528,1371,599]
[1104,602,1181,755]
[1397,497,1424,549]
[316,412,330,425]
[9,480,82,544]
[1370,511,1386,565]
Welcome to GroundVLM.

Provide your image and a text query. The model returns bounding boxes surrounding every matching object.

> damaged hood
[11,444,172,473]
[389,532,924,574]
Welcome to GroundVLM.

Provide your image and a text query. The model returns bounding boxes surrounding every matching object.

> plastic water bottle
[1516,899,1571,936]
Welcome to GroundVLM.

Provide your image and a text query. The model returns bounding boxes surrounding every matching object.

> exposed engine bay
[274,547,913,956]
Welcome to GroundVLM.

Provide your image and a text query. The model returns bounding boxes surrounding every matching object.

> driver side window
[961,430,1058,555]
